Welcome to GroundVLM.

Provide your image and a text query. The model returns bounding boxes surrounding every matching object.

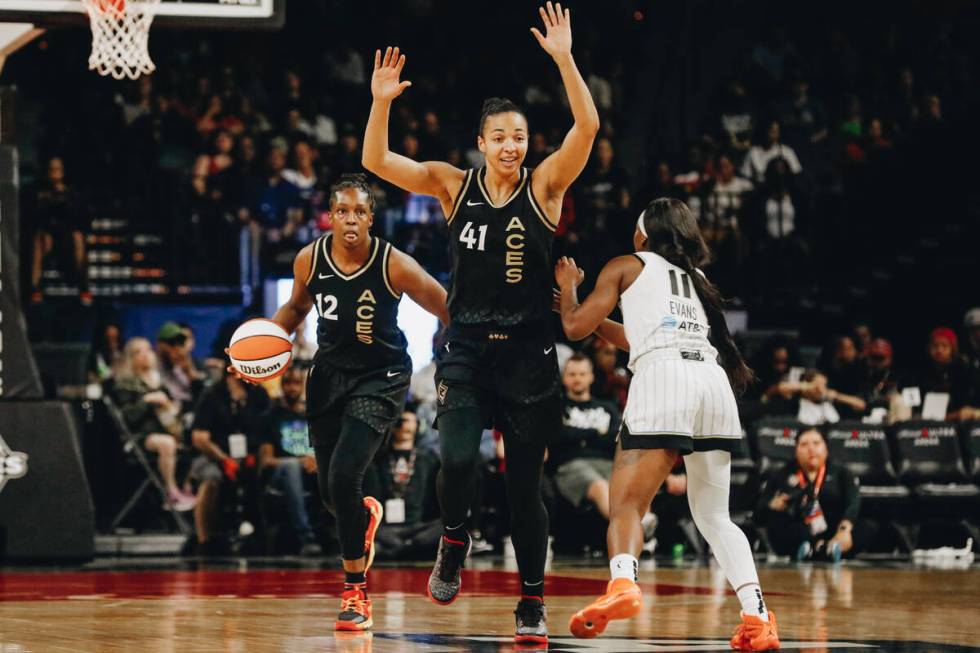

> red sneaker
[363,496,383,573]
[730,610,781,650]
[334,587,372,632]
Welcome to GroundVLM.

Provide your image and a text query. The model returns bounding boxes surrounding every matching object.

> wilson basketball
[228,319,292,382]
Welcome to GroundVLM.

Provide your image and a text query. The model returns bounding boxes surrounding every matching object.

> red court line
[0,569,728,601]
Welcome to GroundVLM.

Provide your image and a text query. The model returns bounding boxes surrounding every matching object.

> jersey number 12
[315,293,339,320]
[459,221,488,251]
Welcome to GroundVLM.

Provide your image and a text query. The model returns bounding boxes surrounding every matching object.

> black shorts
[434,324,561,445]
[305,361,410,445]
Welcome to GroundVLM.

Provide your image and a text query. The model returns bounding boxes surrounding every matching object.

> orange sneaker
[568,577,643,639]
[334,587,373,631]
[730,610,780,650]
[363,496,383,573]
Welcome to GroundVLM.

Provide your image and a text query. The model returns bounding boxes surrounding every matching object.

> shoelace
[340,595,366,614]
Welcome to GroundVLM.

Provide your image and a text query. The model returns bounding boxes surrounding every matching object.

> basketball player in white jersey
[555,198,780,651]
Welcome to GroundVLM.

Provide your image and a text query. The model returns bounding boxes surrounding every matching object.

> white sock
[609,554,638,582]
[736,583,768,621]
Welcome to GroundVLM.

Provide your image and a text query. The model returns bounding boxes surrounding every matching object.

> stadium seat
[748,418,803,477]
[824,421,909,501]
[891,420,979,500]
[962,421,980,482]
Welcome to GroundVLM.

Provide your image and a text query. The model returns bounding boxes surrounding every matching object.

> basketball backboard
[0,0,285,30]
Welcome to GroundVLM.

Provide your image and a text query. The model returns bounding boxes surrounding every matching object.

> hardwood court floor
[1,558,978,652]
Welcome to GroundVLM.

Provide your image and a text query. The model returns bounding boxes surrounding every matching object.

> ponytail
[641,198,755,395]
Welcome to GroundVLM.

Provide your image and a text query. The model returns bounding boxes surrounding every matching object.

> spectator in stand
[747,336,801,418]
[156,322,204,410]
[777,78,828,150]
[763,369,866,425]
[912,327,980,421]
[964,308,980,372]
[700,153,750,295]
[282,140,319,215]
[325,42,367,88]
[526,132,553,168]
[111,337,196,512]
[716,80,756,156]
[419,110,449,161]
[251,144,305,270]
[89,320,123,383]
[589,338,629,410]
[258,366,321,555]
[189,361,271,554]
[821,336,868,413]
[579,137,631,257]
[365,411,442,560]
[862,338,906,423]
[851,321,873,359]
[741,120,802,183]
[549,354,658,542]
[194,130,236,199]
[755,427,867,561]
[28,157,91,305]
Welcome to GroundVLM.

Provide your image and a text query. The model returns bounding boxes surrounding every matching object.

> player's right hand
[554,256,585,289]
[224,348,258,385]
[371,46,412,102]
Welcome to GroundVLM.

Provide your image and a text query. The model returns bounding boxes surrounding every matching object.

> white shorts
[620,350,742,454]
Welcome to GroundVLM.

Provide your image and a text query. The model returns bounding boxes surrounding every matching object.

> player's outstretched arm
[271,243,316,335]
[552,287,629,350]
[389,247,450,326]
[362,47,464,208]
[556,256,619,340]
[531,2,600,198]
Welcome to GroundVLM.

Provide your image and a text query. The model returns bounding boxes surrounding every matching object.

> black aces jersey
[305,234,410,373]
[446,167,558,328]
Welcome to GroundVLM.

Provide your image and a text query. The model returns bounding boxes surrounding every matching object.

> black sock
[443,523,470,546]
[521,580,544,602]
[344,570,366,595]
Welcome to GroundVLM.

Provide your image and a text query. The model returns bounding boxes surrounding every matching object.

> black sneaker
[514,597,548,644]
[426,535,471,604]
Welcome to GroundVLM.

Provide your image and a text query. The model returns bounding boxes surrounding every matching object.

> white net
[81,0,161,80]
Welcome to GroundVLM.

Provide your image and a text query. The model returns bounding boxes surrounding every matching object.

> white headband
[636,210,647,237]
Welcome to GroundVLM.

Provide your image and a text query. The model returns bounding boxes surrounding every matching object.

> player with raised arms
[362,1,599,644]
[555,198,780,650]
[268,174,449,632]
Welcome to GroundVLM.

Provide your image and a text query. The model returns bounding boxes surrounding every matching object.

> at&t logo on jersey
[0,434,28,494]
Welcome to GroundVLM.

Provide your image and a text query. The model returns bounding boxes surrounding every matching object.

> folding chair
[103,396,192,535]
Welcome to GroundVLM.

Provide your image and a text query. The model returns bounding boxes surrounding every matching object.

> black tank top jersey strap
[445,167,557,330]
[305,234,410,372]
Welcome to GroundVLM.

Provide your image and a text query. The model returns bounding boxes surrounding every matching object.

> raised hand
[371,46,412,102]
[530,2,572,60]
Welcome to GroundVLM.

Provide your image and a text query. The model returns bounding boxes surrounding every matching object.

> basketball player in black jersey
[363,3,598,643]
[269,174,448,632]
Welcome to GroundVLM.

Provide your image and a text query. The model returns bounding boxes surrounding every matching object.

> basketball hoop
[81,0,161,80]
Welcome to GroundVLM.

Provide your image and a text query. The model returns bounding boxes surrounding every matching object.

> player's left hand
[555,256,585,289]
[531,2,572,60]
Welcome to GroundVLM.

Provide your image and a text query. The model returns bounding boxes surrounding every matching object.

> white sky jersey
[620,251,719,372]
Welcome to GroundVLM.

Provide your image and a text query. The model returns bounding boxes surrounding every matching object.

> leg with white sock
[684,450,768,619]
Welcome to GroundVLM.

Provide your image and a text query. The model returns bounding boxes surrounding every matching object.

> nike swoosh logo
[466,200,484,206]
[387,371,400,378]
[444,343,451,352]
[318,273,334,279]
[544,347,553,355]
